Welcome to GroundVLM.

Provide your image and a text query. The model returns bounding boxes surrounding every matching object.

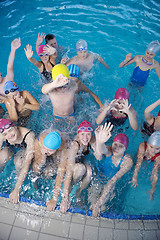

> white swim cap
[148,131,160,147]
[146,40,160,55]
[76,39,88,51]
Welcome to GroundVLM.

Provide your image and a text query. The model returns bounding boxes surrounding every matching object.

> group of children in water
[0,34,160,217]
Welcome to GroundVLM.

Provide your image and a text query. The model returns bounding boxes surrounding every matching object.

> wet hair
[45,34,56,44]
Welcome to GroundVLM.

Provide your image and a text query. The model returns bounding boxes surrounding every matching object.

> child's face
[41,145,57,156]
[8,90,20,99]
[40,54,50,63]
[147,144,160,156]
[144,51,155,61]
[47,38,58,48]
[78,131,92,146]
[1,126,18,142]
[112,142,126,157]
[77,50,88,60]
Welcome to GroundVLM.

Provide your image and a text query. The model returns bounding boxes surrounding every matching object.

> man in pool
[119,40,160,87]
[42,64,78,119]
[63,39,109,74]
[0,118,35,203]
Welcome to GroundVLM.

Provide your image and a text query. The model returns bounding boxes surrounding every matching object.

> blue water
[0,0,160,215]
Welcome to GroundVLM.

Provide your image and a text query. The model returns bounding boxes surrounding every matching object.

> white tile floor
[0,196,160,240]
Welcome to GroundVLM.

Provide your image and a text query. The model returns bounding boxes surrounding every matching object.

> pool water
[0,0,160,216]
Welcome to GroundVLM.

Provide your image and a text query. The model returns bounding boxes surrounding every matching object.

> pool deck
[0,196,160,240]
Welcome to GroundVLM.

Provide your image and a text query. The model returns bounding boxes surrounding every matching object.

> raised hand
[36,32,46,45]
[95,122,113,143]
[119,99,131,115]
[125,53,132,61]
[43,44,56,55]
[24,44,33,59]
[53,74,69,88]
[11,37,21,50]
[61,57,68,64]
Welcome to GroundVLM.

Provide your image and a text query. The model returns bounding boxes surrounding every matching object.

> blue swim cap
[4,81,19,95]
[43,131,61,150]
[68,64,80,78]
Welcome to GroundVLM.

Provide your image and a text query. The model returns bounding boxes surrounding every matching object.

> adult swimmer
[24,43,57,82]
[91,123,133,217]
[130,131,160,200]
[119,41,160,87]
[0,118,35,203]
[96,88,138,130]
[4,81,39,126]
[32,131,70,211]
[60,120,96,213]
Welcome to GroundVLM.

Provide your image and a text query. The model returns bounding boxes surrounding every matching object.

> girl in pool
[24,44,57,82]
[60,120,96,213]
[91,123,133,217]
[96,88,138,130]
[119,40,160,87]
[0,118,35,203]
[4,81,39,126]
[130,131,160,200]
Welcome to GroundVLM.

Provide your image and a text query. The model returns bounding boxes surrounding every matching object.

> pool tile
[98,227,113,240]
[44,209,72,222]
[86,216,100,226]
[83,225,98,240]
[9,226,39,240]
[41,218,70,238]
[18,202,46,217]
[14,212,42,231]
[143,220,158,230]
[156,230,160,240]
[0,206,16,225]
[142,230,157,240]
[128,230,143,240]
[69,222,84,240]
[39,233,67,240]
[0,197,20,211]
[113,229,128,240]
[71,214,86,224]
[115,219,129,229]
[0,222,12,240]
[100,218,115,228]
[129,220,144,230]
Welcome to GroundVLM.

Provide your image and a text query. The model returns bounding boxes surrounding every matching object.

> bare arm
[154,61,160,79]
[24,44,42,69]
[5,98,18,122]
[119,53,136,68]
[96,100,116,125]
[149,158,160,199]
[127,107,138,131]
[94,54,109,69]
[22,91,40,111]
[36,32,46,53]
[144,99,160,125]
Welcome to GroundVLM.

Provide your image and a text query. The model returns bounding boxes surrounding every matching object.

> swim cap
[146,40,160,55]
[114,88,129,100]
[148,131,160,147]
[38,45,46,55]
[68,64,80,78]
[78,120,93,133]
[113,133,129,149]
[4,81,19,95]
[43,131,61,150]
[52,64,70,82]
[0,118,15,133]
[158,110,160,117]
[76,39,88,52]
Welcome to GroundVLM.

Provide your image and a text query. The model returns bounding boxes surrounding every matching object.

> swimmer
[4,81,40,126]
[24,43,57,82]
[60,120,96,213]
[96,88,138,130]
[68,64,103,108]
[91,123,133,217]
[63,39,109,74]
[130,131,160,200]
[0,118,35,203]
[119,40,160,86]
[0,38,21,102]
[42,64,78,118]
[32,131,70,211]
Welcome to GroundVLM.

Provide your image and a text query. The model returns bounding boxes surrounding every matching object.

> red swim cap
[113,133,129,149]
[114,88,129,100]
[0,119,15,133]
[38,45,46,55]
[158,110,160,116]
[78,120,93,133]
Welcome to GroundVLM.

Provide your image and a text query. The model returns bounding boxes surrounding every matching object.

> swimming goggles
[0,122,14,133]
[5,87,19,95]
[39,53,49,57]
[78,127,93,132]
[76,47,88,52]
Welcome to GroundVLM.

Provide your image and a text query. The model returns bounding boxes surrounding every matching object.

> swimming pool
[0,0,160,218]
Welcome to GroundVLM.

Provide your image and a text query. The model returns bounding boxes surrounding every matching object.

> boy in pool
[32,131,70,211]
[0,118,35,203]
[63,39,109,74]
[119,40,160,87]
[42,64,78,118]
[4,81,40,126]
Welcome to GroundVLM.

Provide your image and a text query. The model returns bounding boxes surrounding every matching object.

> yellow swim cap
[52,64,70,82]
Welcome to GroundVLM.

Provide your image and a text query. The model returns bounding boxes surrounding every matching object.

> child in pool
[0,118,35,203]
[91,123,133,217]
[42,64,78,119]
[4,81,40,126]
[96,88,138,130]
[0,38,21,103]
[119,41,160,87]
[63,39,109,74]
[32,131,70,211]
[60,120,96,213]
[24,44,57,82]
[130,131,160,200]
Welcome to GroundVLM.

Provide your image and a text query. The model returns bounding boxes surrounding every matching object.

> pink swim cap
[158,110,160,116]
[114,88,129,100]
[113,133,129,149]
[38,45,46,56]
[78,120,93,133]
[0,119,15,133]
